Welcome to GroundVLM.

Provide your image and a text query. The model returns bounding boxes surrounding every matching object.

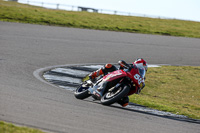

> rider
[89,58,148,107]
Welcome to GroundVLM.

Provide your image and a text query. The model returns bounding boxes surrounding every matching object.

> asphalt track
[0,21,200,133]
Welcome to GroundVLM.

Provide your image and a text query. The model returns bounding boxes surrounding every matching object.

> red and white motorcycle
[74,64,145,106]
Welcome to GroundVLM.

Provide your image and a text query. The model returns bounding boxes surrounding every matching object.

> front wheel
[101,85,130,105]
[74,82,91,99]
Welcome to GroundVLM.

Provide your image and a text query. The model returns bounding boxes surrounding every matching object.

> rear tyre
[101,85,130,106]
[74,83,91,99]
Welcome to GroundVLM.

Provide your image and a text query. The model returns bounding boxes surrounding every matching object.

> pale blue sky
[19,0,200,22]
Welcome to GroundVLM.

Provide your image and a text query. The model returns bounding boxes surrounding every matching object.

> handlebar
[118,60,130,69]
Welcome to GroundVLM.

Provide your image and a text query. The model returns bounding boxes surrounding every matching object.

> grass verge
[129,66,200,119]
[0,121,44,133]
[1,0,200,38]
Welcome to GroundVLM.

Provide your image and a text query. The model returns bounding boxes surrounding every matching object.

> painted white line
[148,64,161,67]
[82,65,104,69]
[127,105,187,118]
[51,68,90,76]
[43,74,81,84]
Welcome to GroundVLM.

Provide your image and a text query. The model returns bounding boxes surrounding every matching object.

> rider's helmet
[134,58,148,71]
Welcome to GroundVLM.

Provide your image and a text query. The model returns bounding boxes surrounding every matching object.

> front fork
[88,80,107,100]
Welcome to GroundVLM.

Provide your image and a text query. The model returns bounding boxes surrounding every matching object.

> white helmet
[134,58,148,71]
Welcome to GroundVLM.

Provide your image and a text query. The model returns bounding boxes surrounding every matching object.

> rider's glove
[118,60,129,69]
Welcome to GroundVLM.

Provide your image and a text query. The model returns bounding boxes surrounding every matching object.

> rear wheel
[101,85,130,105]
[74,82,91,99]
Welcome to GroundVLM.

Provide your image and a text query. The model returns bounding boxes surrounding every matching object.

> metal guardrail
[17,0,172,19]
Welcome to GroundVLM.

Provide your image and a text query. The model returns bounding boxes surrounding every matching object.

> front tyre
[101,85,130,106]
[74,83,91,99]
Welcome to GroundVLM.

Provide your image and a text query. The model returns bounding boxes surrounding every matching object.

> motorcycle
[74,64,145,106]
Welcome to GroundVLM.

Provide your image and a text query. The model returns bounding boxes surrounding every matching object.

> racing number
[134,74,142,85]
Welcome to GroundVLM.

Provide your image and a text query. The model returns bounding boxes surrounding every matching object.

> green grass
[129,66,200,119]
[0,121,44,133]
[1,0,200,38]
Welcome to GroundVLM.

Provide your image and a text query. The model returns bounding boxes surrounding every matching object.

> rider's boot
[117,96,129,107]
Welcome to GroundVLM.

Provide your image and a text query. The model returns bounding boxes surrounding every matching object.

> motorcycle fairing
[127,68,141,88]
[88,78,107,100]
[103,70,127,82]
[88,70,127,99]
[88,67,143,100]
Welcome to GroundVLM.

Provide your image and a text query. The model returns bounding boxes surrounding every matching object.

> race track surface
[0,21,200,133]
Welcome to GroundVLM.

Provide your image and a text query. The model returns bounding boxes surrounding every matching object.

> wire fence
[17,0,172,19]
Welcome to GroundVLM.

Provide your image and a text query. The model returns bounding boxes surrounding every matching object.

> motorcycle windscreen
[138,68,146,79]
